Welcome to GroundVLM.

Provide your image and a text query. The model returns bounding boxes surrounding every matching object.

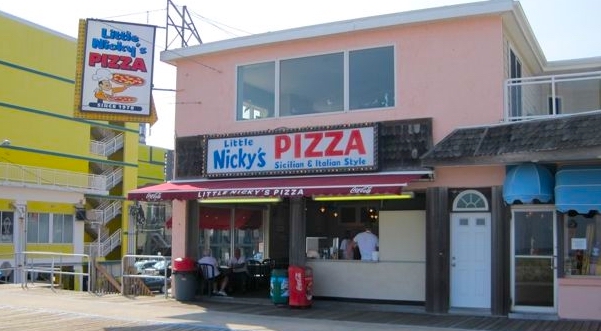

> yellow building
[0,11,169,287]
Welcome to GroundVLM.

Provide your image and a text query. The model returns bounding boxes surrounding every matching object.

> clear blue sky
[2,0,600,149]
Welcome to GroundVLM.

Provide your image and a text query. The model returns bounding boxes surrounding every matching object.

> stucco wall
[173,16,505,144]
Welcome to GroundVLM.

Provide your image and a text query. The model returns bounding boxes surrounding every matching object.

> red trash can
[288,265,313,307]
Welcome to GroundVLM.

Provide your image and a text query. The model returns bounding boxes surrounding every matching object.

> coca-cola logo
[350,186,373,194]
[145,192,162,201]
[294,272,303,291]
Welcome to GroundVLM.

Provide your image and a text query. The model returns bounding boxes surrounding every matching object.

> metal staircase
[90,133,124,157]
[83,200,123,257]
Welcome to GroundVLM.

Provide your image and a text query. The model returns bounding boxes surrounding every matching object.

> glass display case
[306,236,339,259]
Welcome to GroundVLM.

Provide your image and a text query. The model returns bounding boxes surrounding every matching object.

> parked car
[134,260,159,274]
[143,260,172,278]
[143,275,170,293]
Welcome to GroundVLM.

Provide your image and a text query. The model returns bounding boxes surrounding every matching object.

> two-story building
[128,0,601,320]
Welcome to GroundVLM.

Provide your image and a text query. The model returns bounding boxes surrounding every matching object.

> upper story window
[236,46,394,121]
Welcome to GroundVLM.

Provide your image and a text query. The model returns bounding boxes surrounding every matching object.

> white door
[450,213,491,308]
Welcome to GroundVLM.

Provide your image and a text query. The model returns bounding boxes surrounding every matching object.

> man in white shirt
[353,225,379,261]
[198,249,228,296]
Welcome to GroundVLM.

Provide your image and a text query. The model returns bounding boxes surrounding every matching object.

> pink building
[129,0,601,320]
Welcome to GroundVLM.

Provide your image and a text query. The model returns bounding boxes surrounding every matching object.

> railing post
[551,75,557,115]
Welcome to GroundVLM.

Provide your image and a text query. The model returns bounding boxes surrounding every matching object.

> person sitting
[227,247,249,293]
[197,248,228,296]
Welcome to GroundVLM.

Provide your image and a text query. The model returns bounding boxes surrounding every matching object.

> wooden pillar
[288,197,306,266]
[425,186,449,313]
[491,185,511,316]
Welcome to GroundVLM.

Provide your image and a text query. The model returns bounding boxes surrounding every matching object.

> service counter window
[305,201,379,260]
[564,213,601,276]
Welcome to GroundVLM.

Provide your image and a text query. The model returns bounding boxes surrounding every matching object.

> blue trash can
[270,269,289,305]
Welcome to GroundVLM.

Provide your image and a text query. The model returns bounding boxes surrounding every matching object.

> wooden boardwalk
[199,298,601,331]
[3,284,601,331]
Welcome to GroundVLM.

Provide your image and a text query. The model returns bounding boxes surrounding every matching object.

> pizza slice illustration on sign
[111,73,145,86]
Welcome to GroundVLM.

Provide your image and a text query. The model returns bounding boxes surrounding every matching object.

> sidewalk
[1,284,600,331]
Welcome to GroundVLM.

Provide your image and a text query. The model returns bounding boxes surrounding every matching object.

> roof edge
[0,10,76,42]
[161,0,513,64]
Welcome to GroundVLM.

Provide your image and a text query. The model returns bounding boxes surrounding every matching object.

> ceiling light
[312,192,414,201]
[198,197,282,204]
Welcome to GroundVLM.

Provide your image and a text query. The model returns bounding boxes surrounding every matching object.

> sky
[2,0,600,149]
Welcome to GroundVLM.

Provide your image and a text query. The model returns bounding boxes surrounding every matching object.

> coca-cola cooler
[288,265,313,308]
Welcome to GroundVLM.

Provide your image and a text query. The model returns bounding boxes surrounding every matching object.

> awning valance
[556,165,601,214]
[127,173,424,201]
[503,163,554,204]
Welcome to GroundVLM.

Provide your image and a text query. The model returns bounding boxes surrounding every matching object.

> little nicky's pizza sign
[79,19,156,116]
[141,186,379,201]
[205,126,377,177]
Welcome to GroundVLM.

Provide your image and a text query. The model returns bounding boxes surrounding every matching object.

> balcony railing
[504,71,601,122]
[0,162,108,195]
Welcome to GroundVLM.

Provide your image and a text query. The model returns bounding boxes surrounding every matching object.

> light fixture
[312,192,414,201]
[198,197,282,204]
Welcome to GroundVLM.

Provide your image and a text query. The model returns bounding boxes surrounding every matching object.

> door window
[198,207,265,264]
[512,209,556,310]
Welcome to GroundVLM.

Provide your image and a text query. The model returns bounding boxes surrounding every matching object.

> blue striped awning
[503,163,554,204]
[555,165,601,214]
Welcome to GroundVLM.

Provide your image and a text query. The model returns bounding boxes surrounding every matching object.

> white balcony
[505,71,601,122]
[0,162,108,195]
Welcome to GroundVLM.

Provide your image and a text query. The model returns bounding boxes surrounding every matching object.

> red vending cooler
[288,265,313,307]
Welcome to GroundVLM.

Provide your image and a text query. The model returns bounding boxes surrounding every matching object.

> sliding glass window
[236,45,394,120]
[280,52,344,116]
[236,62,275,120]
[349,46,394,110]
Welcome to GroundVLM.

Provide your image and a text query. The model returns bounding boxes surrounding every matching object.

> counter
[306,259,425,301]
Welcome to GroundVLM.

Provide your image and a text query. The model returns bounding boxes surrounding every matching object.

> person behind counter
[339,230,355,260]
[227,247,249,293]
[353,225,379,261]
[198,249,228,296]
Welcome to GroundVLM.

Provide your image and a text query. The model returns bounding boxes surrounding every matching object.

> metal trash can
[172,257,198,301]
[270,269,289,305]
[288,265,313,308]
